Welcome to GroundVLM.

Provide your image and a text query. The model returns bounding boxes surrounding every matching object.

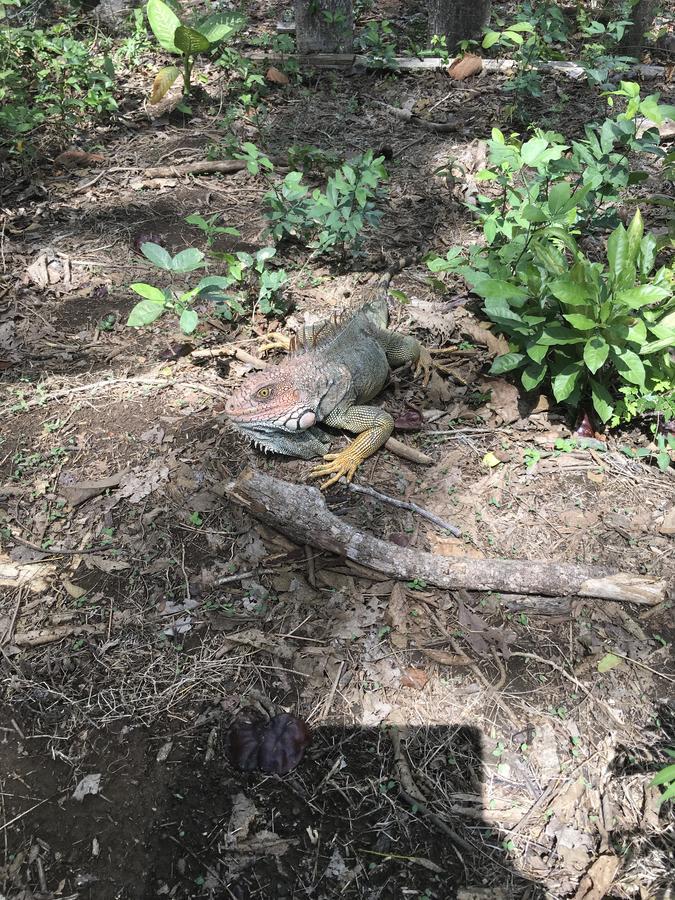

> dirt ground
[1,3,674,898]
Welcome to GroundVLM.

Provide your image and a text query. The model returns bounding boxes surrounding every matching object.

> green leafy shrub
[255,148,388,258]
[427,85,675,427]
[146,0,245,103]
[0,19,116,153]
[578,18,634,87]
[481,20,544,99]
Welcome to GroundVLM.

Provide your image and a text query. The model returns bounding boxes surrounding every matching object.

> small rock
[660,507,675,536]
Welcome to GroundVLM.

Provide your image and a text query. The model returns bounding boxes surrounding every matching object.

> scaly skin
[225,291,425,488]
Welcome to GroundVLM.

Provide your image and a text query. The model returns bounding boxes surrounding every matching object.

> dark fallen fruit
[394,406,424,432]
[159,343,194,360]
[574,409,595,438]
[229,712,311,775]
[133,232,163,255]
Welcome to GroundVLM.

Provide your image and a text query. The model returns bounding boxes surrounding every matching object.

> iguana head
[225,369,329,459]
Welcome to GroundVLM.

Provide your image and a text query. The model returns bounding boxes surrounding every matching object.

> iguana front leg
[308,405,394,490]
[384,331,462,386]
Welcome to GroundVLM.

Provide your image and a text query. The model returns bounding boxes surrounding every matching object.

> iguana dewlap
[225,292,426,489]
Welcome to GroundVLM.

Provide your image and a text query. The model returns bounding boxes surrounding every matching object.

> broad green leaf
[658,783,675,804]
[597,653,621,673]
[626,208,643,267]
[482,30,500,49]
[149,65,182,104]
[606,223,630,288]
[179,308,199,333]
[521,137,549,167]
[141,241,173,270]
[563,313,597,330]
[130,282,166,302]
[127,299,166,327]
[639,94,675,125]
[522,204,548,223]
[548,181,571,216]
[522,362,547,391]
[552,361,583,402]
[171,248,205,272]
[549,279,591,306]
[146,0,181,53]
[196,11,246,43]
[507,21,535,32]
[590,378,613,423]
[638,233,657,276]
[538,324,585,346]
[583,336,609,373]
[489,352,525,374]
[531,240,567,276]
[526,341,548,363]
[641,335,675,355]
[483,297,524,326]
[612,347,646,386]
[174,25,210,55]
[651,764,675,786]
[626,319,647,344]
[615,284,671,307]
[469,275,529,303]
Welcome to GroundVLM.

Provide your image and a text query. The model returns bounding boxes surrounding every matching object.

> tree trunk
[619,0,659,56]
[294,0,353,54]
[428,0,491,52]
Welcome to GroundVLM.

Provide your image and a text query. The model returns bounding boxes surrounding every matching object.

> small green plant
[146,0,245,103]
[481,20,543,99]
[651,749,675,805]
[258,148,388,258]
[356,19,398,69]
[127,225,289,332]
[578,18,634,87]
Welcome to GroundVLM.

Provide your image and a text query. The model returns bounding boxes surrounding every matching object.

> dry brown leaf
[447,54,483,80]
[400,667,428,690]
[266,66,289,85]
[54,150,105,169]
[150,65,181,104]
[456,310,509,357]
[61,578,87,600]
[421,649,471,666]
[428,533,485,559]
[586,470,605,484]
[573,855,621,900]
[480,379,521,425]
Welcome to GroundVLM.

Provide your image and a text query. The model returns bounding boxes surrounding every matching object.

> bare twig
[345,481,460,535]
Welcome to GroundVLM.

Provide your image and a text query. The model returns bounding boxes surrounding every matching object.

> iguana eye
[256,387,271,399]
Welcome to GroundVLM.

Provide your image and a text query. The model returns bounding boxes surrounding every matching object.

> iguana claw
[309,449,363,491]
[257,332,292,357]
[414,346,464,387]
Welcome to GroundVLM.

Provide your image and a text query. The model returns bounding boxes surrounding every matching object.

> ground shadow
[1,714,545,899]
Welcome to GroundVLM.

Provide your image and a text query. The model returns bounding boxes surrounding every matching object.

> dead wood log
[226,469,669,605]
[143,160,248,178]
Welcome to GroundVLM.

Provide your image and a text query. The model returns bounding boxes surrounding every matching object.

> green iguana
[225,277,432,489]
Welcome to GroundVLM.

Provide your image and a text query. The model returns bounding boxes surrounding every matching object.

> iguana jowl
[225,282,428,489]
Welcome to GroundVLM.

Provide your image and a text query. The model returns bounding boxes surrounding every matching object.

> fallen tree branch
[143,160,248,178]
[371,100,460,133]
[226,469,669,605]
